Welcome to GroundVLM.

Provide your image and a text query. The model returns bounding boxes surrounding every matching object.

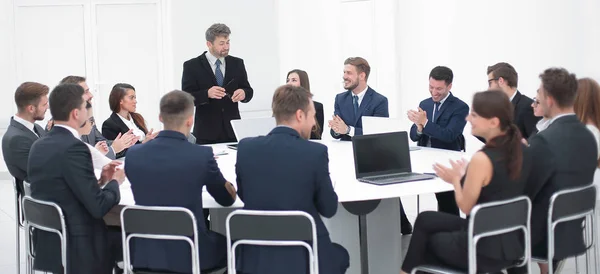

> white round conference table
[110,140,471,274]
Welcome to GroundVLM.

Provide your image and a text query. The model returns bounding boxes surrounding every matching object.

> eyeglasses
[532,97,540,106]
[487,78,499,87]
[88,116,95,126]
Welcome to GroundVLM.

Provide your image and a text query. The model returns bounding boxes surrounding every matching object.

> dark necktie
[432,102,441,123]
[353,95,359,116]
[215,59,224,86]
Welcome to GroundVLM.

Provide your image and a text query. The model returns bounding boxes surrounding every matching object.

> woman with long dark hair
[401,90,530,274]
[102,83,158,158]
[286,69,324,139]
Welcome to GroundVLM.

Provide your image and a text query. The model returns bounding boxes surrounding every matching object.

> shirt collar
[352,85,369,99]
[509,90,518,102]
[13,115,36,134]
[548,113,576,126]
[117,113,134,125]
[206,51,225,66]
[437,92,451,105]
[54,124,80,138]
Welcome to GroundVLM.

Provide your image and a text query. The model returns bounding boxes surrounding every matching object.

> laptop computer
[228,117,276,150]
[352,131,435,185]
[361,116,421,151]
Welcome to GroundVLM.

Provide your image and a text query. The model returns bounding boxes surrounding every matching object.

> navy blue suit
[410,93,469,215]
[125,130,235,273]
[331,87,388,141]
[235,127,350,274]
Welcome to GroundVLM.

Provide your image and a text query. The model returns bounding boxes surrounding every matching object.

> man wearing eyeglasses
[487,62,540,139]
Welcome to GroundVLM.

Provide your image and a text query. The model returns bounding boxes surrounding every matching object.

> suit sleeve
[101,120,120,141]
[9,135,34,181]
[422,103,469,143]
[521,105,541,139]
[238,59,253,103]
[62,142,120,219]
[524,134,556,200]
[314,148,338,218]
[182,61,210,106]
[316,103,325,137]
[409,102,424,141]
[92,126,116,159]
[331,95,343,139]
[204,148,234,206]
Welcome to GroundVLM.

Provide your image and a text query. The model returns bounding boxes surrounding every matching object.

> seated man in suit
[329,57,388,140]
[236,85,350,274]
[2,82,49,195]
[408,66,469,216]
[508,68,598,274]
[487,62,540,139]
[125,90,237,273]
[47,75,136,159]
[28,83,125,274]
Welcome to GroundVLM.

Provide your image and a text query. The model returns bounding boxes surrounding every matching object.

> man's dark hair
[160,90,195,128]
[539,67,578,108]
[344,57,371,80]
[429,66,454,85]
[49,84,85,121]
[487,62,518,88]
[59,75,86,85]
[14,82,49,112]
[272,85,313,124]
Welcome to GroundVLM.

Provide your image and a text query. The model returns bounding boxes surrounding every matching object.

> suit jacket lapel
[199,52,218,86]
[223,56,234,85]
[110,113,130,133]
[354,89,372,125]
[433,93,454,123]
[511,91,522,106]
[10,118,40,140]
[34,123,47,137]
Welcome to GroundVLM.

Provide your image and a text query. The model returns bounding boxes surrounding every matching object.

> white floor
[0,170,592,273]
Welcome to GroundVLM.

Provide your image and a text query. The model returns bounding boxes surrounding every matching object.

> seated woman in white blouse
[574,78,600,174]
[101,83,158,158]
[79,102,112,170]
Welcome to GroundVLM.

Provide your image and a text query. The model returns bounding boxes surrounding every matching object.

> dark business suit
[512,91,540,139]
[182,51,254,144]
[102,112,146,158]
[331,87,388,141]
[311,101,325,140]
[2,117,47,194]
[235,127,350,274]
[27,126,121,274]
[81,124,116,159]
[125,130,234,273]
[410,93,469,216]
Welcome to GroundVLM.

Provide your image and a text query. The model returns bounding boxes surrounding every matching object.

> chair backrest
[23,181,32,197]
[468,196,532,274]
[459,134,466,152]
[226,210,318,274]
[550,184,596,224]
[22,196,67,270]
[230,117,276,141]
[120,205,200,273]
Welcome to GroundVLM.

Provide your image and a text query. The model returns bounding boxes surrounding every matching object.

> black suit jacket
[2,117,47,194]
[525,115,597,259]
[27,126,121,274]
[512,91,540,139]
[101,112,147,158]
[125,130,234,272]
[182,51,254,143]
[311,101,324,140]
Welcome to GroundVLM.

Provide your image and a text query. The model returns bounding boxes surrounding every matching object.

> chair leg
[16,224,20,274]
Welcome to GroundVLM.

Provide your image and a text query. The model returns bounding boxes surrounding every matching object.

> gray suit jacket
[80,125,116,159]
[2,117,47,193]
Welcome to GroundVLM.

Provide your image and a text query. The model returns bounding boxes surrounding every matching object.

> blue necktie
[432,102,441,123]
[353,95,359,116]
[215,59,224,86]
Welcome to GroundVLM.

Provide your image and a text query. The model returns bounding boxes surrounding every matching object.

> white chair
[230,117,276,142]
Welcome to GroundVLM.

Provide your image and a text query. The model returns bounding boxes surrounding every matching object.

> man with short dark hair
[235,85,350,274]
[125,90,237,273]
[487,62,540,139]
[182,23,254,145]
[2,82,49,194]
[28,83,125,274]
[408,66,469,216]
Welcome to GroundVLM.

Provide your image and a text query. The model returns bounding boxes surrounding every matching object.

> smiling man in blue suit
[408,66,469,216]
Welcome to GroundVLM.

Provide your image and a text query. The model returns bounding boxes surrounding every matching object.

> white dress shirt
[205,51,226,77]
[13,115,38,137]
[54,124,80,138]
[85,143,113,171]
[117,113,146,141]
[536,118,551,132]
[347,86,369,137]
[509,90,517,102]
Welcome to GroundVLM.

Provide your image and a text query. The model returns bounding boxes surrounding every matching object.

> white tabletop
[117,140,471,207]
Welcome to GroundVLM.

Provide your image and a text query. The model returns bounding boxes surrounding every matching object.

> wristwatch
[345,126,351,134]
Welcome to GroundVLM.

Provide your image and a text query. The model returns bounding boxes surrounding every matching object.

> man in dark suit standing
[125,90,237,273]
[487,62,540,139]
[28,83,125,274]
[508,68,598,274]
[408,66,469,216]
[329,57,388,141]
[236,85,349,274]
[2,82,49,195]
[182,23,254,144]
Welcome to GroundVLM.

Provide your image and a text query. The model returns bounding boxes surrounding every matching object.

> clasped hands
[433,158,468,185]
[99,161,126,186]
[208,86,245,102]
[407,107,428,131]
[328,115,349,135]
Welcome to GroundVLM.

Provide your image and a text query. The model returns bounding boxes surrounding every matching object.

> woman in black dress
[401,90,531,274]
[286,69,324,139]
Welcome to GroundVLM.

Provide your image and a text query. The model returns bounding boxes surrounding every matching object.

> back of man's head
[59,75,86,85]
[50,84,85,122]
[15,82,49,113]
[272,85,312,125]
[160,90,195,131]
[539,67,578,109]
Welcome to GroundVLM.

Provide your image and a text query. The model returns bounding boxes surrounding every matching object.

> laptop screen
[352,131,412,178]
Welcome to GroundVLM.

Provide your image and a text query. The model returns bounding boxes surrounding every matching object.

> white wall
[0,0,17,129]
